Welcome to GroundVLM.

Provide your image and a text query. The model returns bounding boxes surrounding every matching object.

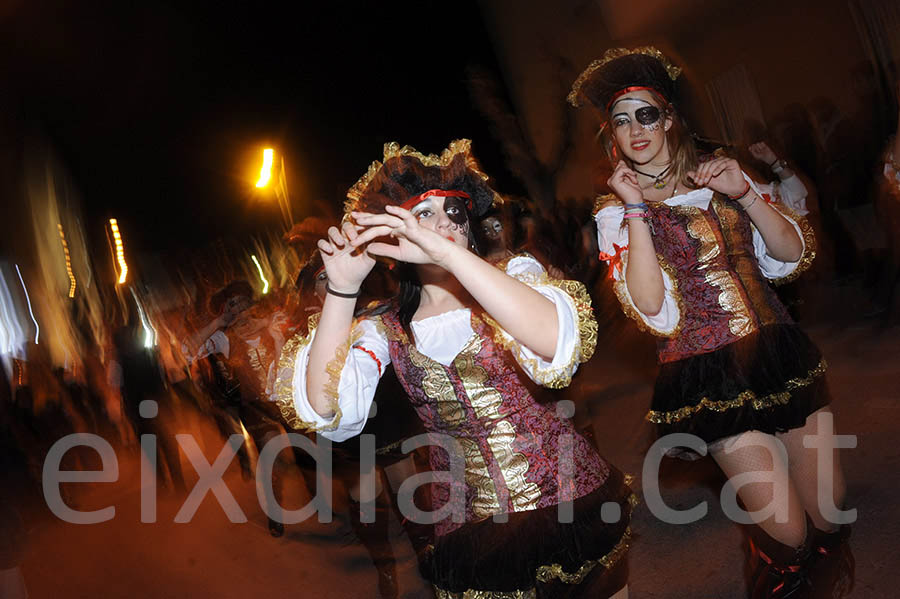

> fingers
[352,211,405,229]
[690,157,732,186]
[327,226,346,248]
[609,160,638,185]
[341,220,359,243]
[708,160,729,178]
[350,225,397,247]
[383,205,420,229]
[384,204,414,220]
[613,160,634,177]
[365,241,402,260]
[317,238,336,254]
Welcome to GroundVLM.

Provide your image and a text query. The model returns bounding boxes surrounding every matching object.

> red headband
[400,189,472,211]
[606,86,671,111]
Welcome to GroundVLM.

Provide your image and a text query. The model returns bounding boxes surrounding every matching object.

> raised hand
[607,160,644,205]
[349,205,459,267]
[687,157,747,197]
[316,221,376,294]
[748,141,778,165]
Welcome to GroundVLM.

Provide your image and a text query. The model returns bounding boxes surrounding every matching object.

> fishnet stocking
[711,430,808,548]
[777,407,846,533]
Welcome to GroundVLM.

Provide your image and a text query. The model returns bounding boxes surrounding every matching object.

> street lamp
[256,148,274,188]
[254,148,293,230]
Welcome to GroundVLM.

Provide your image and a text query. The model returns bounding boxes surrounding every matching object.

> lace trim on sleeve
[481,260,598,389]
[272,312,344,432]
[612,251,683,338]
[767,204,817,286]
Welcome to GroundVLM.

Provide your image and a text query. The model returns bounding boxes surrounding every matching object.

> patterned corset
[378,310,609,537]
[650,196,792,363]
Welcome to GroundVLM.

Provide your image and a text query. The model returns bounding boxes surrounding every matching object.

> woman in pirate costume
[273,139,633,598]
[570,48,852,597]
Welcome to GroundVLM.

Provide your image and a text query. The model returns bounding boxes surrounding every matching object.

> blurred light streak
[0,272,26,358]
[130,288,158,349]
[251,254,269,294]
[57,223,77,298]
[14,265,40,344]
[109,219,128,284]
[255,148,274,188]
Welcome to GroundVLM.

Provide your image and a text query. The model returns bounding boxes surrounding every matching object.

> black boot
[809,525,854,598]
[747,534,813,599]
[268,517,285,538]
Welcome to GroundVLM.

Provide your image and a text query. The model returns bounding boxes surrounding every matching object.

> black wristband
[325,282,361,298]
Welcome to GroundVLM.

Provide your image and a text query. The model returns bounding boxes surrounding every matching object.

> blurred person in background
[112,293,187,493]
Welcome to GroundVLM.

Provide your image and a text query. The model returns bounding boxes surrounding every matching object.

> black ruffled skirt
[425,465,634,598]
[649,323,830,445]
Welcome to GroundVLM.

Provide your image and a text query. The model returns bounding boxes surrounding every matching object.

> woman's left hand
[349,205,458,267]
[687,157,747,197]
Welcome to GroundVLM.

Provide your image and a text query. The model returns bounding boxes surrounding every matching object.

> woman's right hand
[317,221,375,294]
[607,160,644,205]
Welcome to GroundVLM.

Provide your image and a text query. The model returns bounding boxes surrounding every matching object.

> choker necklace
[633,164,672,189]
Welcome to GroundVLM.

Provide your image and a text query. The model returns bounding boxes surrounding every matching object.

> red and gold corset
[649,195,793,363]
[377,309,609,537]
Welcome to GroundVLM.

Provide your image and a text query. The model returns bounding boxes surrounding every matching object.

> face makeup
[611,99,663,132]
[411,195,470,245]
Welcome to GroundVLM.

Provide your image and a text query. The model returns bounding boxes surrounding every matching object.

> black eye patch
[444,197,469,226]
[635,106,661,126]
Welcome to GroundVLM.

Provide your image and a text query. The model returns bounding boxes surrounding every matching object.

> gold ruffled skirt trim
[646,359,827,425]
[433,587,536,599]
[432,526,633,598]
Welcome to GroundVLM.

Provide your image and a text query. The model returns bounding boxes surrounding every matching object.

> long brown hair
[597,99,699,190]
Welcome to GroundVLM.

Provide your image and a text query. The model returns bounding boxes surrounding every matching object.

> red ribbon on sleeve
[598,243,627,280]
[354,345,382,376]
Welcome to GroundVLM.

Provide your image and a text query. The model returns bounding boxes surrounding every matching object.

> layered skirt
[649,323,830,447]
[426,465,634,598]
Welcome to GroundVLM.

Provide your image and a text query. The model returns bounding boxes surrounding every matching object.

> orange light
[109,219,128,284]
[256,148,274,188]
[57,224,76,298]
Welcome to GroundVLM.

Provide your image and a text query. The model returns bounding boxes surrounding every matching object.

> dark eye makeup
[635,106,661,126]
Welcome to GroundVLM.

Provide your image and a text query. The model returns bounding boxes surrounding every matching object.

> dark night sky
[3,0,516,255]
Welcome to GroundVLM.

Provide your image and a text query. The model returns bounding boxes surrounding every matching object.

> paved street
[11,285,900,599]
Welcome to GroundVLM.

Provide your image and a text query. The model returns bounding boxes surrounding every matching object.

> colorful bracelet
[623,211,654,234]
